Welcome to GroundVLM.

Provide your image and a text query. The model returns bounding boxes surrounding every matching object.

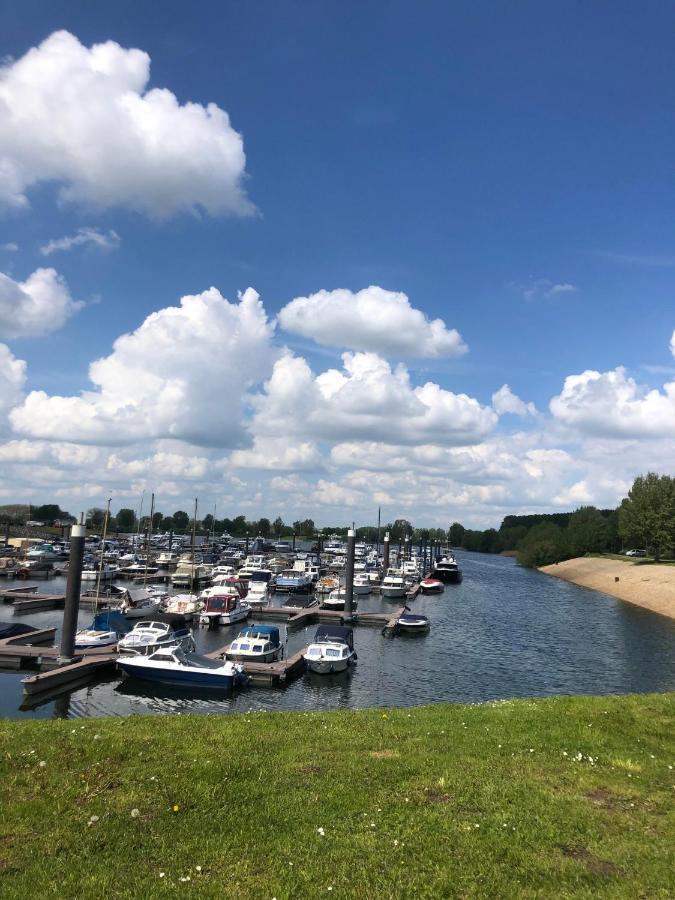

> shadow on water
[3,553,675,718]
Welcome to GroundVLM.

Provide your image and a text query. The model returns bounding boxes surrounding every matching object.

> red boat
[419,577,444,594]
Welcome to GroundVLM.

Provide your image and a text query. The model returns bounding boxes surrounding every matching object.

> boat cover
[238,624,280,645]
[91,610,131,633]
[313,625,354,650]
[0,621,38,639]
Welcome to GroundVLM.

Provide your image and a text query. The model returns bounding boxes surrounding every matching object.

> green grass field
[1,693,673,898]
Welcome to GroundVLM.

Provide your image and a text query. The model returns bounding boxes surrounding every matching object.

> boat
[198,592,250,627]
[353,572,372,595]
[246,577,272,608]
[432,557,463,584]
[275,569,313,593]
[81,564,117,581]
[226,625,283,662]
[381,573,407,599]
[395,610,430,633]
[283,593,319,609]
[316,574,340,595]
[75,610,131,649]
[117,645,248,690]
[0,621,50,641]
[322,588,358,611]
[419,577,444,595]
[303,625,356,674]
[163,593,202,621]
[26,543,59,561]
[156,551,180,569]
[171,561,212,589]
[117,614,195,655]
[121,590,162,619]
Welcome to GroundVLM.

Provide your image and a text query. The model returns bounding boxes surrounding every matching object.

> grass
[1,693,674,898]
[587,553,675,565]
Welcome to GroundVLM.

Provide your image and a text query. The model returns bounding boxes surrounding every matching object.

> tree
[86,507,106,529]
[152,511,163,530]
[33,504,72,524]
[172,510,190,531]
[231,516,247,535]
[116,508,137,531]
[618,473,675,560]
[517,522,566,568]
[273,516,285,536]
[566,506,607,557]
[257,517,271,537]
[448,522,465,547]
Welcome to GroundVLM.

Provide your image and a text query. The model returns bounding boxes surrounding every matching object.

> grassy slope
[1,694,673,899]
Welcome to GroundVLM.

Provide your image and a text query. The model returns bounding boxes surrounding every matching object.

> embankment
[540,557,675,620]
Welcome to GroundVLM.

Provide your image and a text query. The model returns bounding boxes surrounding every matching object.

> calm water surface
[1,553,674,719]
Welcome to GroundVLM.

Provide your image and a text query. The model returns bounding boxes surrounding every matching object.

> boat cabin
[312,625,354,651]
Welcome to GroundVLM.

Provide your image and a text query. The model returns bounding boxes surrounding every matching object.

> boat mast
[190,498,198,588]
[94,498,112,611]
[135,490,145,551]
[142,492,155,587]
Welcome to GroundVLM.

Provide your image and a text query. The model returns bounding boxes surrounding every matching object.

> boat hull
[118,661,240,689]
[305,657,352,674]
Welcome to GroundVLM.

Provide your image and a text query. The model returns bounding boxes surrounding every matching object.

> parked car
[625,549,647,557]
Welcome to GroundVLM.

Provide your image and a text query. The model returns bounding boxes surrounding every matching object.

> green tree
[33,504,72,524]
[566,506,607,557]
[116,508,137,531]
[257,517,271,537]
[618,473,675,560]
[172,510,190,531]
[152,511,163,530]
[273,516,285,536]
[517,522,566,568]
[86,507,106,529]
[448,522,465,546]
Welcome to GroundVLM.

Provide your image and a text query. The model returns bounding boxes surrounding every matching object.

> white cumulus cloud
[550,367,675,438]
[0,30,254,218]
[492,384,537,416]
[0,343,26,428]
[0,267,83,338]
[10,287,276,446]
[40,227,120,256]
[278,285,467,358]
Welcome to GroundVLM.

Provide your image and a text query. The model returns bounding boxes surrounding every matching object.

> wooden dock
[3,592,66,612]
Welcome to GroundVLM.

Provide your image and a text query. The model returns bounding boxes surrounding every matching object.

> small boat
[316,574,340,595]
[118,645,248,690]
[198,592,251,627]
[283,594,319,609]
[246,579,271,608]
[419,577,444,594]
[303,625,356,674]
[226,625,283,662]
[395,611,430,633]
[381,573,407,599]
[164,593,202,621]
[75,610,131,649]
[171,561,212,589]
[156,551,180,569]
[121,591,162,619]
[275,569,313,593]
[353,572,372,595]
[322,588,358,611]
[117,614,195,655]
[81,564,117,581]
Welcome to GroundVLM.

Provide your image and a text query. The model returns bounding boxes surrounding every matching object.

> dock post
[430,539,435,571]
[58,523,86,664]
[343,528,356,620]
[404,534,410,560]
[383,531,390,572]
[292,532,296,552]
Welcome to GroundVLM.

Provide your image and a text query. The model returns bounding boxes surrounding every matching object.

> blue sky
[0,2,673,525]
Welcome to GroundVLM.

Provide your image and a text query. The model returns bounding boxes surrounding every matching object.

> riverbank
[540,557,675,620]
[1,694,673,898]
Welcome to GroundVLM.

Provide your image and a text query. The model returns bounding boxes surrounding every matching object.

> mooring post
[344,527,356,620]
[59,522,86,664]
[169,530,173,551]
[245,533,249,555]
[423,537,428,574]
[430,539,435,571]
[404,534,410,560]
[292,532,296,551]
[383,531,390,572]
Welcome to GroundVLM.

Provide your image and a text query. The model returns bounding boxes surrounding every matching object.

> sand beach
[540,556,675,620]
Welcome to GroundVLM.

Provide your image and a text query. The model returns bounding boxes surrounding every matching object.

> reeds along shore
[539,557,675,620]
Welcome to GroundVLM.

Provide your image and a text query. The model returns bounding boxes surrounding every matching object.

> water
[2,553,674,719]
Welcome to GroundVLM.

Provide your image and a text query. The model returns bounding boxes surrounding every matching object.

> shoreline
[539,556,675,620]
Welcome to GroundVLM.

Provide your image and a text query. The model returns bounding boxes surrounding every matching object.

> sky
[0,1,674,527]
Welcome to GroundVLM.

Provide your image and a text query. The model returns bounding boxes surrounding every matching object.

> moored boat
[381,572,407,599]
[395,610,430,633]
[322,588,358,611]
[303,625,356,674]
[117,614,195,655]
[419,577,444,594]
[432,557,463,584]
[117,645,248,689]
[226,625,283,662]
[75,610,131,649]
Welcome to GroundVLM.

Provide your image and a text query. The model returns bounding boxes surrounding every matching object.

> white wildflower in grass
[179,876,191,882]
[38,761,46,767]
[195,866,202,873]
[159,873,165,878]
[317,827,325,836]
[87,815,99,826]
[93,735,101,740]
[370,823,376,828]
[130,808,140,818]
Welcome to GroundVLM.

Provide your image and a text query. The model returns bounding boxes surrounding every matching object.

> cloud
[251,350,496,445]
[550,367,675,438]
[0,30,254,218]
[0,267,83,338]
[278,285,467,358]
[0,343,26,429]
[40,227,120,256]
[491,384,537,417]
[10,287,276,445]
[230,437,323,471]
[1,242,18,251]
[520,279,578,301]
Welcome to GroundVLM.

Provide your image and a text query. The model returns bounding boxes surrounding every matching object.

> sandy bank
[540,557,675,620]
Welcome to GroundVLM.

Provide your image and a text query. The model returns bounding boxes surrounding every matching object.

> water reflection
[2,553,675,719]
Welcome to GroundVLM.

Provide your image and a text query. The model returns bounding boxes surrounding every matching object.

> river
[2,552,674,719]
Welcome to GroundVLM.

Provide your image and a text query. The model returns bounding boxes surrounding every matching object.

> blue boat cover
[238,624,280,645]
[91,610,131,633]
[313,625,354,650]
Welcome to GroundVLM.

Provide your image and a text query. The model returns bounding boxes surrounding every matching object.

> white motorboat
[164,593,202,621]
[381,573,407,599]
[81,564,117,581]
[316,574,340,595]
[226,625,283,662]
[353,572,371,595]
[117,615,195,655]
[395,611,430,632]
[121,591,162,619]
[156,551,180,569]
[303,625,356,674]
[246,579,271,608]
[171,561,212,589]
[322,588,358,611]
[419,577,444,595]
[198,592,250,627]
[118,646,248,690]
